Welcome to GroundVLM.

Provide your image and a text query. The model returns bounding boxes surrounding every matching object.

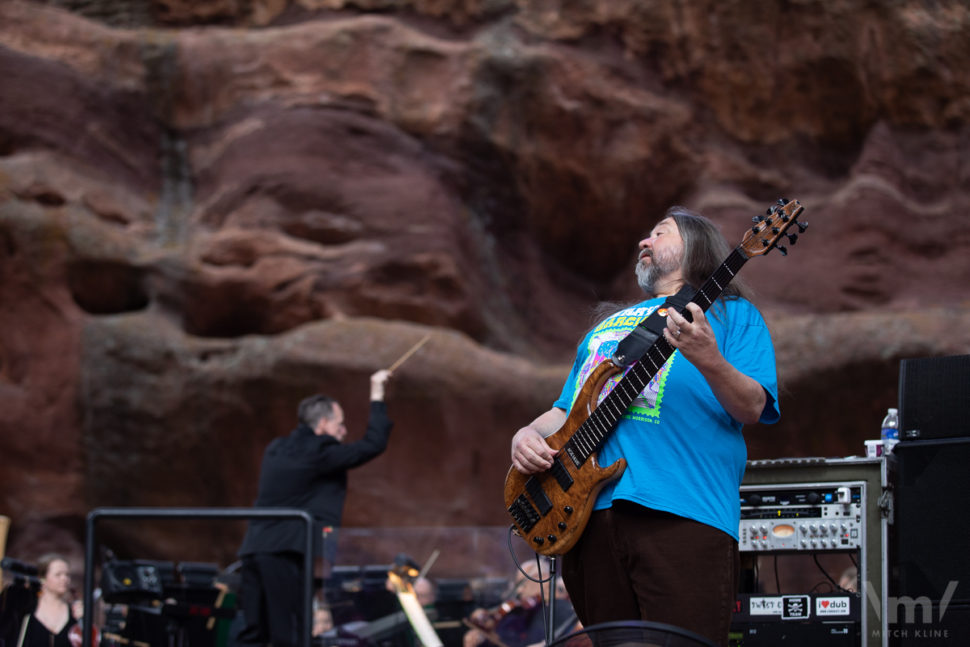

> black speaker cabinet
[890,602,970,646]
[898,354,970,441]
[891,438,970,603]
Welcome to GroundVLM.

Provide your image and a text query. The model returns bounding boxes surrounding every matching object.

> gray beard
[635,251,680,295]
[635,261,661,295]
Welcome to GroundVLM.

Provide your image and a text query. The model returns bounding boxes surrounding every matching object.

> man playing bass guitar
[509,206,782,647]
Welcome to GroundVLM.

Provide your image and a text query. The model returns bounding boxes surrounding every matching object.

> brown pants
[561,501,739,647]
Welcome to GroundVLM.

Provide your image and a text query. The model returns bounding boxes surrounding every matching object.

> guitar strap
[611,284,696,367]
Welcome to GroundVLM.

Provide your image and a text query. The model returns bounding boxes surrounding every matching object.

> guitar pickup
[526,477,553,516]
[508,495,540,532]
[550,458,574,492]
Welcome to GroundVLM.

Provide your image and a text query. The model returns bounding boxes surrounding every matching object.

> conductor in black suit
[234,369,394,647]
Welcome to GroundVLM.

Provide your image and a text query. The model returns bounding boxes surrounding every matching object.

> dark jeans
[561,501,738,647]
[234,552,304,647]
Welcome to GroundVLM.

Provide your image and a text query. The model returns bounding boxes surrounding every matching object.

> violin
[465,594,542,631]
[68,622,100,647]
[67,590,100,647]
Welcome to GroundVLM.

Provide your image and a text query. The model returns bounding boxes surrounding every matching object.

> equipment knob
[564,506,574,515]
[806,492,820,504]
[533,537,544,545]
[748,494,763,506]
[547,535,557,544]
[558,522,567,530]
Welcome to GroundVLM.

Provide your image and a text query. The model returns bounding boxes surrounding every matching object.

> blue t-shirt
[553,296,780,539]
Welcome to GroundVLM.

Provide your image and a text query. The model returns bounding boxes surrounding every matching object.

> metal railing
[83,507,315,647]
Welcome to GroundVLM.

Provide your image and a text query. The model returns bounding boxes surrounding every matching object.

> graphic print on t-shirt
[573,304,676,422]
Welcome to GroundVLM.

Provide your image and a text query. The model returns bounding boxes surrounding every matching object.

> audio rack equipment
[739,482,865,552]
[734,457,889,647]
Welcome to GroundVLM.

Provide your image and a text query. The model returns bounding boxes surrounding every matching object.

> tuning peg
[786,233,799,245]
[766,206,776,215]
[797,221,808,233]
[777,197,788,205]
[775,245,788,256]
[752,216,764,223]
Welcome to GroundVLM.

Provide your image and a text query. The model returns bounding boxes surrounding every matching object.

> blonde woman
[18,554,82,647]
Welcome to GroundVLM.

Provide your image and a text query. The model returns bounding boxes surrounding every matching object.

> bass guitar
[504,198,807,556]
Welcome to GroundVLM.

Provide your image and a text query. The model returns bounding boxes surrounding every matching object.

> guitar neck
[561,247,750,467]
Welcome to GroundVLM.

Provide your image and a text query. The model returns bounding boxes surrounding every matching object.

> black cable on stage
[812,552,843,591]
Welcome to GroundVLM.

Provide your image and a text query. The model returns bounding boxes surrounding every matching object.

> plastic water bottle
[881,407,899,455]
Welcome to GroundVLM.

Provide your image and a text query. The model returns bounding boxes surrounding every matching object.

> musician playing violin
[463,561,576,647]
[510,207,781,647]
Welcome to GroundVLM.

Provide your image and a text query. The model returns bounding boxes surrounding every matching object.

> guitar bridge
[508,494,540,532]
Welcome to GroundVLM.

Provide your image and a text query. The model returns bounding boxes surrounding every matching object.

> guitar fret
[604,399,623,420]
[591,407,609,430]
[631,370,647,389]
[618,381,635,400]
[576,427,594,456]
[617,379,636,404]
[583,421,600,449]
[569,430,586,460]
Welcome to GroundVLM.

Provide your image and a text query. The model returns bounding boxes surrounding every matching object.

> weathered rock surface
[1,0,969,566]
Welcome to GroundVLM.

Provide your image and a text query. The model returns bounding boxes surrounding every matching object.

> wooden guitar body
[503,360,628,556]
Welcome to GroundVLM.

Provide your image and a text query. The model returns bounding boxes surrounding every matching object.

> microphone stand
[543,556,558,646]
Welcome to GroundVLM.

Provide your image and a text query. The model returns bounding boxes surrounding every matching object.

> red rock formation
[1,0,968,567]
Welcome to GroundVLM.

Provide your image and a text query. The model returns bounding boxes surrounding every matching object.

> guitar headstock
[740,198,807,258]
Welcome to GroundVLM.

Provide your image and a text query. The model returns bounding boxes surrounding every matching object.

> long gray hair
[665,205,751,301]
[589,206,752,326]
